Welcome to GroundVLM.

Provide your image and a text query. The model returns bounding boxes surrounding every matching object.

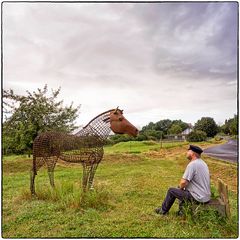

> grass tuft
[17,182,113,212]
[80,188,113,211]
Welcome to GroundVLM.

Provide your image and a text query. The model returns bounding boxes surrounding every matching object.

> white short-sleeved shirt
[183,158,211,203]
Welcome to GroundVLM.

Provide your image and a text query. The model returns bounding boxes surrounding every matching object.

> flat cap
[188,145,203,154]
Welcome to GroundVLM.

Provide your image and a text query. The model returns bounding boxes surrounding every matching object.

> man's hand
[179,178,189,189]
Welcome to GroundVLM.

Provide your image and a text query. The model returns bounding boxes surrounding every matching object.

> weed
[17,182,113,213]
[210,185,219,199]
[80,188,113,211]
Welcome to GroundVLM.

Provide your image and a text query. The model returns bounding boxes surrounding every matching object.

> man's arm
[179,178,189,189]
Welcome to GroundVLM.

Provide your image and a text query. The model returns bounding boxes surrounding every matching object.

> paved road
[203,139,238,163]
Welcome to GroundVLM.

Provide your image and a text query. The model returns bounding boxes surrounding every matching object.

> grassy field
[2,140,238,238]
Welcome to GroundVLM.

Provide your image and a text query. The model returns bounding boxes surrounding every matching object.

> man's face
[187,150,193,160]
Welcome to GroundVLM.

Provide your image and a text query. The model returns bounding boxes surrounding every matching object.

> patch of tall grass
[187,207,236,237]
[18,182,113,212]
[178,201,236,238]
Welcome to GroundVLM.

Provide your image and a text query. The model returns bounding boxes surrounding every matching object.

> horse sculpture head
[109,107,138,137]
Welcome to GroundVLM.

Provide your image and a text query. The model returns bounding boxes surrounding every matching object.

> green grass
[104,140,188,154]
[2,140,238,238]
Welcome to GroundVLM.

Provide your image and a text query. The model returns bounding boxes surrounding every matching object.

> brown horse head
[109,107,138,137]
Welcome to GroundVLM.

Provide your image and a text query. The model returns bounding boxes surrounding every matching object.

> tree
[221,114,238,136]
[194,117,219,137]
[229,115,238,135]
[3,85,80,155]
[155,119,172,135]
[168,124,182,135]
[141,122,155,132]
[171,120,189,132]
[140,119,189,139]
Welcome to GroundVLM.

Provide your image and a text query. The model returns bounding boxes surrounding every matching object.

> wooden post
[218,178,230,218]
[192,178,230,218]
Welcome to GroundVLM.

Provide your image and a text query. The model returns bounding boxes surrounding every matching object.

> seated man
[155,145,211,215]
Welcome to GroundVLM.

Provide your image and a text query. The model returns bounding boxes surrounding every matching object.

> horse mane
[82,109,115,129]
[74,109,115,137]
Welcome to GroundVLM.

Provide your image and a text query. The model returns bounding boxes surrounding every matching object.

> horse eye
[114,112,118,115]
[119,117,123,121]
[103,117,110,123]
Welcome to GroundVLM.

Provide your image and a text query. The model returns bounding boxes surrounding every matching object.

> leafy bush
[109,134,134,144]
[186,130,207,142]
[135,134,148,141]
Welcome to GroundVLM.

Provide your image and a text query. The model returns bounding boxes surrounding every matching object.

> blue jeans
[161,187,195,213]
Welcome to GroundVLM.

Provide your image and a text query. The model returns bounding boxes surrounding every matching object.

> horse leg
[88,150,103,190]
[88,163,99,190]
[82,163,91,192]
[30,156,45,195]
[48,171,55,188]
[30,169,36,195]
[46,156,58,188]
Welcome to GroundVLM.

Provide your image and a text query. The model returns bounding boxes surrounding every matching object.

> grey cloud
[3,2,237,126]
[125,3,238,83]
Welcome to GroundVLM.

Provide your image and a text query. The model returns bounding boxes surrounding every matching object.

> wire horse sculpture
[30,107,138,195]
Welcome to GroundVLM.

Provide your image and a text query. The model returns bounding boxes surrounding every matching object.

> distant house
[166,123,193,140]
[181,123,193,140]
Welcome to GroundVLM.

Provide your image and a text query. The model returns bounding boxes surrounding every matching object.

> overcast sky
[3,2,238,129]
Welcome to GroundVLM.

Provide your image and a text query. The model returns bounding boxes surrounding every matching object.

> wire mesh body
[30,110,112,194]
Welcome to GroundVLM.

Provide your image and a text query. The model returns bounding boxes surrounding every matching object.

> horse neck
[75,110,112,140]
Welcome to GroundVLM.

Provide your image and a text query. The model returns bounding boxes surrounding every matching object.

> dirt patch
[3,158,32,174]
[204,157,237,193]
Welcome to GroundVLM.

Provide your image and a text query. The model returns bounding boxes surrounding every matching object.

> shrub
[186,130,207,142]
[135,134,148,141]
[147,136,157,141]
[214,136,223,141]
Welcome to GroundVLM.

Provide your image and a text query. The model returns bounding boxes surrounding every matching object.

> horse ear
[114,106,119,114]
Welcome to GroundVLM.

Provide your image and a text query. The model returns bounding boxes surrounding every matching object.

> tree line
[2,85,238,155]
[109,114,238,144]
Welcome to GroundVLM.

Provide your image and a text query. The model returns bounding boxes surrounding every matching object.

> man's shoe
[155,207,167,215]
